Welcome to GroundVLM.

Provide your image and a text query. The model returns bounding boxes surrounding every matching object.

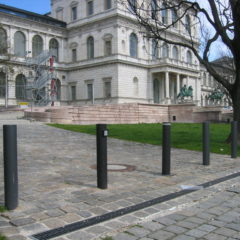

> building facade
[0,0,229,107]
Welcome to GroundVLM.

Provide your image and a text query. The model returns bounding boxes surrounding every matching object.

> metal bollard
[3,125,18,210]
[203,122,210,165]
[162,122,171,175]
[231,121,238,158]
[96,124,108,189]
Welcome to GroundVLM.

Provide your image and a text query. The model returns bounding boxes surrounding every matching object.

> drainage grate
[32,171,240,240]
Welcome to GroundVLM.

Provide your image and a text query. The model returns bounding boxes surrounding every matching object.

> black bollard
[96,124,108,189]
[3,125,18,210]
[203,122,210,165]
[162,122,171,175]
[231,121,238,158]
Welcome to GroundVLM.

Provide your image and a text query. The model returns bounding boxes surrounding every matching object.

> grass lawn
[0,235,7,240]
[48,123,236,155]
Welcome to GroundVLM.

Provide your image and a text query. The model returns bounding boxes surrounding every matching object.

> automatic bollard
[162,122,171,175]
[231,121,238,158]
[3,125,18,210]
[203,122,210,165]
[96,124,108,189]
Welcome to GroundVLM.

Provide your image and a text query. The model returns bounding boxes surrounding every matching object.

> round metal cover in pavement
[91,164,136,172]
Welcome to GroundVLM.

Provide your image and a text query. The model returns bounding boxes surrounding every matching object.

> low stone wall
[24,103,228,124]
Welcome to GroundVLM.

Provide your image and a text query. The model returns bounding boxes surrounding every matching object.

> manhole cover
[90,164,136,172]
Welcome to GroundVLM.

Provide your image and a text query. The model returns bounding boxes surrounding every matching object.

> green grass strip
[48,123,236,155]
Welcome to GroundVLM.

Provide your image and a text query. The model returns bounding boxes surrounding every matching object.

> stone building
[0,0,224,107]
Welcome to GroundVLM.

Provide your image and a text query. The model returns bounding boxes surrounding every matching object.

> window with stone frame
[171,8,178,28]
[162,43,169,58]
[129,0,136,13]
[185,15,191,34]
[71,6,77,20]
[15,74,26,100]
[0,28,7,55]
[104,40,112,56]
[0,72,6,98]
[72,48,77,62]
[56,8,63,20]
[161,3,168,24]
[87,83,93,100]
[186,50,192,64]
[130,33,138,58]
[32,35,43,57]
[172,46,178,60]
[49,38,59,62]
[104,0,112,10]
[133,77,139,96]
[87,0,94,16]
[151,0,157,20]
[103,79,111,98]
[87,36,94,59]
[14,31,26,57]
[152,39,158,59]
[71,85,76,100]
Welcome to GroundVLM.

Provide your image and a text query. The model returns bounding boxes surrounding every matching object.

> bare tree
[120,0,240,130]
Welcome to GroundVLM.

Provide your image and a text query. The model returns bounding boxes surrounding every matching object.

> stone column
[177,74,180,95]
[165,72,170,104]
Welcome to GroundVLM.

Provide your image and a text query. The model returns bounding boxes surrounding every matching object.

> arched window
[32,35,43,57]
[14,31,26,57]
[152,39,158,59]
[185,15,191,34]
[172,46,178,60]
[49,38,59,62]
[151,0,157,19]
[0,28,7,54]
[0,72,6,98]
[16,74,26,100]
[87,36,94,59]
[186,50,192,63]
[130,33,138,58]
[162,43,169,58]
[161,3,167,24]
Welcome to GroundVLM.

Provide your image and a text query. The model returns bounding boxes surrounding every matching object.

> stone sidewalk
[0,111,239,240]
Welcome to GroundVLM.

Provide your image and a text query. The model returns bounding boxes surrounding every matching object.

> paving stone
[85,225,110,235]
[67,230,95,240]
[78,210,92,218]
[187,217,207,224]
[42,218,66,228]
[197,224,217,233]
[185,229,208,238]
[126,226,150,237]
[214,227,238,237]
[113,232,138,240]
[0,221,10,228]
[148,229,176,240]
[153,217,177,226]
[171,235,196,240]
[225,223,240,232]
[202,233,227,240]
[140,222,164,231]
[21,223,48,235]
[176,221,200,229]
[167,213,186,221]
[10,217,35,227]
[45,209,65,217]
[164,225,188,234]
[7,236,28,240]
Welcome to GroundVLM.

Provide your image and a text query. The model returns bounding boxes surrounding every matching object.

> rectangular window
[72,6,77,20]
[87,1,94,16]
[104,81,111,98]
[105,40,112,56]
[87,83,93,100]
[56,9,63,20]
[71,86,76,100]
[105,0,112,10]
[72,49,77,62]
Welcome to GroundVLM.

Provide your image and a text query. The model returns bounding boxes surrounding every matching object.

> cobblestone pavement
[0,111,239,240]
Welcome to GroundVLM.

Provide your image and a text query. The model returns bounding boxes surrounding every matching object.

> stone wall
[24,103,226,124]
